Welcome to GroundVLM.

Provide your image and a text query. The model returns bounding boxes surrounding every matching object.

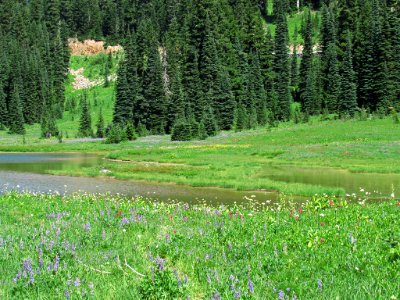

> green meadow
[0,192,399,299]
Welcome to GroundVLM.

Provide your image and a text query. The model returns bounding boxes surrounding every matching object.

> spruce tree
[78,96,93,137]
[324,42,341,113]
[0,80,7,129]
[339,32,357,117]
[299,10,313,105]
[96,108,105,138]
[273,7,291,120]
[8,84,25,135]
[141,43,167,134]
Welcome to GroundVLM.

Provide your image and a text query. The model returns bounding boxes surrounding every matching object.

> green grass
[0,117,399,197]
[0,192,399,299]
[265,7,321,43]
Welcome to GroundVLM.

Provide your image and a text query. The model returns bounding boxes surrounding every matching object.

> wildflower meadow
[0,192,399,299]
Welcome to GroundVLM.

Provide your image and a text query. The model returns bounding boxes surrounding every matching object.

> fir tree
[339,32,357,116]
[0,80,7,129]
[78,96,92,137]
[299,10,313,105]
[141,43,167,134]
[8,84,25,135]
[273,8,291,120]
[96,108,105,138]
[324,43,341,113]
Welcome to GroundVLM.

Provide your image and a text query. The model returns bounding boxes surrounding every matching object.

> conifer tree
[96,108,105,138]
[8,84,25,135]
[0,80,7,129]
[339,32,357,116]
[273,7,291,120]
[141,43,167,134]
[78,96,92,137]
[299,10,313,105]
[290,26,299,101]
[324,43,341,113]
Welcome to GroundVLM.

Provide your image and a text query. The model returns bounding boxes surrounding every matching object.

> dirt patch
[69,38,122,56]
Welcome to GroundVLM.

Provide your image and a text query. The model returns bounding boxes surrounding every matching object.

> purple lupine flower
[38,249,43,268]
[54,255,60,272]
[155,257,165,271]
[248,279,254,293]
[13,270,22,283]
[88,282,95,295]
[205,254,210,260]
[212,292,222,300]
[184,275,188,284]
[121,218,130,226]
[23,259,33,273]
[207,274,211,285]
[65,289,70,300]
[230,275,235,281]
[278,290,285,300]
[234,289,241,299]
[56,228,61,239]
[47,263,53,272]
[74,278,80,287]
[28,272,34,285]
[286,288,290,292]
[230,284,235,291]
[85,223,91,231]
[317,279,323,292]
[49,240,54,251]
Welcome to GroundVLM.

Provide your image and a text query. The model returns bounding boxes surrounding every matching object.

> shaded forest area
[0,0,399,140]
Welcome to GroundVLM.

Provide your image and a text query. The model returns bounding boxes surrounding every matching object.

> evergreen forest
[0,0,399,140]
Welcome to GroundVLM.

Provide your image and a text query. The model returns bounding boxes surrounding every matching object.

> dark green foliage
[105,124,126,144]
[96,108,105,138]
[125,122,137,141]
[0,80,7,129]
[299,10,313,106]
[78,96,92,137]
[138,264,186,299]
[273,9,291,120]
[339,32,357,117]
[202,107,218,137]
[171,118,193,141]
[1,0,397,139]
[8,84,25,135]
[324,43,341,113]
[41,109,59,138]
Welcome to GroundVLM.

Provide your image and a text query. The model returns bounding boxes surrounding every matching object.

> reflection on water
[0,153,398,204]
[258,165,400,196]
[0,153,102,174]
[0,153,275,205]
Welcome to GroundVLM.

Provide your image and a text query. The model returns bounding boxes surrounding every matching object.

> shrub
[105,124,127,144]
[171,119,192,141]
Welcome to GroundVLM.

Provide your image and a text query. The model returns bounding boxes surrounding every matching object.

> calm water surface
[0,153,275,205]
[0,153,398,204]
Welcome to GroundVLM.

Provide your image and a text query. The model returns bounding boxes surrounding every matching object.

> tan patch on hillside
[69,38,122,56]
[69,67,117,90]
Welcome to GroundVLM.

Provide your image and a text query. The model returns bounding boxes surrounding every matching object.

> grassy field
[0,192,399,299]
[1,117,399,196]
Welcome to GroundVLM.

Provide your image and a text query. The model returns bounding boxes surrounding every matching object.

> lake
[0,153,398,204]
